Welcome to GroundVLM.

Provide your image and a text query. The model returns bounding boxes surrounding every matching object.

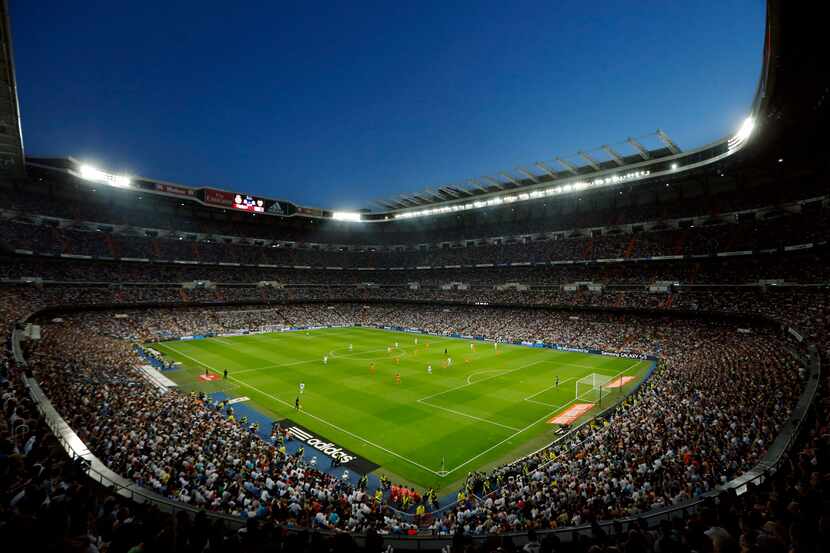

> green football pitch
[153,327,651,491]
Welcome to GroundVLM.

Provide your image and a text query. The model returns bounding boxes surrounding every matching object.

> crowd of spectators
[0,245,827,552]
[31,325,389,530]
[1,355,380,552]
[3,248,830,285]
[4,171,826,245]
[2,282,821,550]
[2,279,829,358]
[1,204,828,270]
[432,342,800,540]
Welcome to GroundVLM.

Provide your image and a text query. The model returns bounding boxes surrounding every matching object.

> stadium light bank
[396,116,758,221]
[727,116,756,153]
[62,117,755,222]
[78,164,132,188]
[331,211,363,222]
[394,169,651,220]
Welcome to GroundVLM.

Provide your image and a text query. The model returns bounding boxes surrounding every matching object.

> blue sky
[11,1,764,209]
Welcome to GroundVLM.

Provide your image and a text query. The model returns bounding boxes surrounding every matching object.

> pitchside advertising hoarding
[553,344,652,360]
[280,418,379,474]
[377,324,656,361]
[132,181,198,197]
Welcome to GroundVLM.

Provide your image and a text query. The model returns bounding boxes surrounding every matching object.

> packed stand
[5,290,805,538]
[2,206,829,270]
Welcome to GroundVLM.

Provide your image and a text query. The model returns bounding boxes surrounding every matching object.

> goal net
[575,373,613,403]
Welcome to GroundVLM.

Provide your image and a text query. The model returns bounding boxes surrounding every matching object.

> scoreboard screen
[233,194,266,213]
[201,188,293,216]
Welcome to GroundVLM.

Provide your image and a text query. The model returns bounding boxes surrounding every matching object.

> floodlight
[332,211,362,222]
[735,116,755,143]
[78,164,131,188]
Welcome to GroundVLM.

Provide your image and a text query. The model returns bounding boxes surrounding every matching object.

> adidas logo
[289,426,357,463]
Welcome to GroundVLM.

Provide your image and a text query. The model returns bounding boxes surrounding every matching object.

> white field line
[466,369,509,385]
[418,367,579,432]
[233,358,320,375]
[224,339,450,376]
[249,328,607,372]
[233,346,396,375]
[523,377,576,401]
[155,342,444,476]
[417,400,521,431]
[419,359,548,402]
[524,398,562,408]
[463,362,610,387]
[443,359,646,476]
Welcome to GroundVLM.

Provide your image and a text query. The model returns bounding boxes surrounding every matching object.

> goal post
[575,373,613,404]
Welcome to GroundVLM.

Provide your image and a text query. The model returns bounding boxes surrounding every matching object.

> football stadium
[0,1,828,551]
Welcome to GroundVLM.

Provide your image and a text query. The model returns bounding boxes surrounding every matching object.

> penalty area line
[443,360,646,477]
[524,398,562,409]
[466,369,509,385]
[523,376,576,401]
[417,399,521,431]
[419,359,548,403]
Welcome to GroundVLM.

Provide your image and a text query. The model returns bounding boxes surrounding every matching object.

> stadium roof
[370,130,680,211]
[13,0,830,225]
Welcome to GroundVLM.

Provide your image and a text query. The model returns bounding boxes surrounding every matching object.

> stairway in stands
[51,227,71,254]
[581,237,594,259]
[272,306,294,326]
[329,305,351,325]
[623,236,637,258]
[672,230,688,256]
[688,262,701,284]
[104,234,120,258]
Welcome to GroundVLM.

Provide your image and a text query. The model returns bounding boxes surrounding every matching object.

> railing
[9,308,822,551]
[20,370,244,524]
